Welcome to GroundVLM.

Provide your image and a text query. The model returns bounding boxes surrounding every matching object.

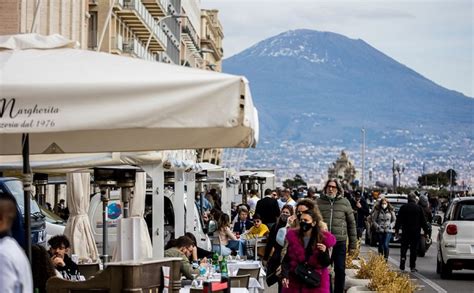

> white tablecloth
[180,287,249,293]
[227,260,265,292]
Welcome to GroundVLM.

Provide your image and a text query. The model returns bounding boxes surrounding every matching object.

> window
[88,11,98,49]
[457,202,474,221]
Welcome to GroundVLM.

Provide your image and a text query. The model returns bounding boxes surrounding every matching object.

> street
[264,225,474,293]
[363,226,474,293]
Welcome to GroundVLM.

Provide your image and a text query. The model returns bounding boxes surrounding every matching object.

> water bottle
[220,256,228,278]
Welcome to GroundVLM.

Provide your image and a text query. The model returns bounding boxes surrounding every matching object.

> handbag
[294,262,321,288]
[294,245,321,288]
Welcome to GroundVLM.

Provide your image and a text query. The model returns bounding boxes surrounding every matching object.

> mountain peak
[242,29,331,63]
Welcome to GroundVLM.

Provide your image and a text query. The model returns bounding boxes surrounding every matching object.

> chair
[78,263,101,280]
[237,267,260,280]
[46,258,182,293]
[229,274,250,288]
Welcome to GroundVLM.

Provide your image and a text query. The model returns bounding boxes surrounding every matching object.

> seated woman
[164,236,205,280]
[32,244,59,293]
[217,213,244,256]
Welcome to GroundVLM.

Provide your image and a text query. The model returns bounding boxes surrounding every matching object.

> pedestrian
[317,179,357,293]
[48,235,81,280]
[281,208,336,293]
[418,194,433,238]
[350,191,370,239]
[278,188,297,210]
[371,198,396,260]
[247,189,260,217]
[54,199,69,221]
[263,204,294,292]
[0,196,33,293]
[255,188,281,229]
[394,193,429,272]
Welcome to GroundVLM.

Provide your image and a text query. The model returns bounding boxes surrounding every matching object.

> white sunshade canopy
[0,34,258,155]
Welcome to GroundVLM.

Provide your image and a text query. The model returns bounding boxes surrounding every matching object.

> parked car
[0,177,47,246]
[436,196,474,278]
[40,206,66,243]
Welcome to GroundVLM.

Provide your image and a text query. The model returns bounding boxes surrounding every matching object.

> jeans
[377,232,392,259]
[331,240,346,293]
[227,239,245,256]
[400,233,420,269]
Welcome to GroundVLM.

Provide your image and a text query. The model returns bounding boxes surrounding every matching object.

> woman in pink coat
[281,208,336,293]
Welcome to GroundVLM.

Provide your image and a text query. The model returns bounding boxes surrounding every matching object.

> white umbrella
[64,172,99,261]
[0,34,259,259]
[0,34,257,155]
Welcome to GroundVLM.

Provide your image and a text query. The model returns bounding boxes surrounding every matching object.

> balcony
[142,0,169,17]
[201,33,223,60]
[181,21,199,53]
[114,0,167,52]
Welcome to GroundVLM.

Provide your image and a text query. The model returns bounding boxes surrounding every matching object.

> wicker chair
[229,274,250,288]
[236,267,260,280]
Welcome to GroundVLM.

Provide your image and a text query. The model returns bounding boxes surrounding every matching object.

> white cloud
[201,0,473,97]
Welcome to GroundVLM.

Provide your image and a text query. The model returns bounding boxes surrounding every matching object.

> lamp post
[361,128,366,195]
[145,14,185,52]
[392,159,397,191]
[396,163,405,189]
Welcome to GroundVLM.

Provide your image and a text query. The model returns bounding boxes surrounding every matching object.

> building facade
[0,0,226,166]
[196,8,224,165]
[0,0,89,49]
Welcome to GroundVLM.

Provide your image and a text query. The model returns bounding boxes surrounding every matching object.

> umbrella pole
[22,133,32,261]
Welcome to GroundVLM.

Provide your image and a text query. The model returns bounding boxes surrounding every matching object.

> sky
[201,0,473,97]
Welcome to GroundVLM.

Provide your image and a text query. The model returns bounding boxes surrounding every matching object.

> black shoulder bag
[294,245,321,288]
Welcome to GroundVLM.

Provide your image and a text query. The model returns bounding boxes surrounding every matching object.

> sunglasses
[328,185,337,189]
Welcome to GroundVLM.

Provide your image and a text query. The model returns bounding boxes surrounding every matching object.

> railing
[123,0,167,50]
[111,34,123,51]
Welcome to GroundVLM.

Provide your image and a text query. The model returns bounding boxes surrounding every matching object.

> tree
[418,171,450,187]
[283,174,307,189]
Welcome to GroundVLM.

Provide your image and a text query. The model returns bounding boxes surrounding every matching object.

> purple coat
[282,228,336,293]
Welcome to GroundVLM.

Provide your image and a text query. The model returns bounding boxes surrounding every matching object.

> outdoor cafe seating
[46,258,182,293]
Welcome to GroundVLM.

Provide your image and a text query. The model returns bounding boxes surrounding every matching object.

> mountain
[223,29,473,146]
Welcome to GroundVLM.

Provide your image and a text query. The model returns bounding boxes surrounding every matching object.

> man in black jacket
[350,191,370,239]
[255,189,281,229]
[394,193,429,272]
[48,235,80,280]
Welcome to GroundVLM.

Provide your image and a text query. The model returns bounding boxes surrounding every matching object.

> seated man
[48,235,80,280]
[164,236,206,280]
[232,207,253,235]
[244,214,269,238]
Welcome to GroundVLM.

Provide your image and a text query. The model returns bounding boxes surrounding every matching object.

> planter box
[345,276,370,290]
[352,260,362,268]
[347,285,377,293]
[345,268,359,278]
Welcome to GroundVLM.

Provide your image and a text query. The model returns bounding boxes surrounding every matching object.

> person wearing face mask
[281,209,336,293]
[164,236,203,280]
[317,179,357,293]
[371,198,396,260]
[264,204,294,292]
[278,188,297,210]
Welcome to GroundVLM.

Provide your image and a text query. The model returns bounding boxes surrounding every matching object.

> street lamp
[145,14,186,52]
